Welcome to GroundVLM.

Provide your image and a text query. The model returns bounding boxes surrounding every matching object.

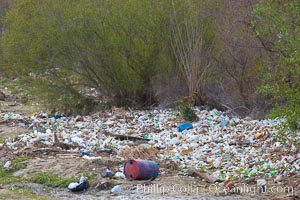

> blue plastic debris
[178,123,193,132]
[221,120,228,128]
[82,151,90,156]
[54,114,62,119]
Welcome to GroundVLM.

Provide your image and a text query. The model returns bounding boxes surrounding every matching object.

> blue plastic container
[221,120,228,128]
[178,123,193,132]
[82,151,90,156]
[123,159,159,180]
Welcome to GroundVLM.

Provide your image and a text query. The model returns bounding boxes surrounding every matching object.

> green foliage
[271,121,300,145]
[0,0,175,111]
[176,100,198,122]
[10,157,28,171]
[11,162,26,171]
[30,172,77,188]
[0,0,223,112]
[0,169,23,184]
[82,172,96,185]
[253,0,300,130]
[0,137,4,143]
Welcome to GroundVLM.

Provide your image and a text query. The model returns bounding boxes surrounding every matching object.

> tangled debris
[119,146,159,161]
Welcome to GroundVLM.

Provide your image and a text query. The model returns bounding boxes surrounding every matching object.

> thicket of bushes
[0,0,298,130]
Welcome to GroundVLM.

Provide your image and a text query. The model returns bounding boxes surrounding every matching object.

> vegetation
[0,169,23,185]
[0,0,298,130]
[0,136,4,143]
[1,0,173,112]
[82,172,97,185]
[9,157,29,172]
[10,189,48,200]
[176,100,198,122]
[253,0,300,130]
[30,172,77,188]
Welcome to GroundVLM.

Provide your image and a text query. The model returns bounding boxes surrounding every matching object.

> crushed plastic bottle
[111,185,122,193]
[114,172,126,179]
[3,161,11,171]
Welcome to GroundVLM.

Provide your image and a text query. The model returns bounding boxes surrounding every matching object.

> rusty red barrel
[123,159,159,180]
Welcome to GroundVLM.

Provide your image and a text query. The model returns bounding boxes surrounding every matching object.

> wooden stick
[107,133,150,141]
[188,169,223,183]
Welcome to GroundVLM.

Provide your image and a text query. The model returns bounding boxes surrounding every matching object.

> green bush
[253,0,300,130]
[176,100,198,122]
[0,0,173,111]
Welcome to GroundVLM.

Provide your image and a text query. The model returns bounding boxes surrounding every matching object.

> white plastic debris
[68,176,89,192]
[68,182,79,190]
[111,185,122,193]
[257,179,267,186]
[79,176,87,183]
[3,161,11,170]
[82,155,101,160]
[257,178,267,193]
[114,172,126,179]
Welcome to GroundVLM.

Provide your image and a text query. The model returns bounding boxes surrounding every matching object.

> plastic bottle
[111,185,122,193]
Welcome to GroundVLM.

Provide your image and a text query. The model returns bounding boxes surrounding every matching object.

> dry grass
[119,146,159,161]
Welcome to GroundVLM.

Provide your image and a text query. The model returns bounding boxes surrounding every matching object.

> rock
[0,91,6,101]
[20,96,28,104]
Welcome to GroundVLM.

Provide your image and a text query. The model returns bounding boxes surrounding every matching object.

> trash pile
[1,108,299,183]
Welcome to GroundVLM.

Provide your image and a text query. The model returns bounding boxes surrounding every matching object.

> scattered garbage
[178,123,193,132]
[123,159,159,180]
[68,176,89,192]
[0,107,299,184]
[111,185,122,194]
